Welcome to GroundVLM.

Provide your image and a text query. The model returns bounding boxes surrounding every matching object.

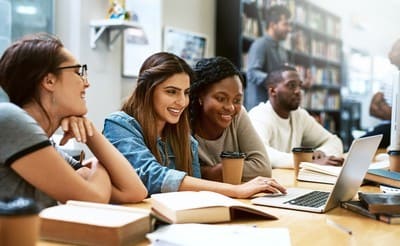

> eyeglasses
[57,64,87,80]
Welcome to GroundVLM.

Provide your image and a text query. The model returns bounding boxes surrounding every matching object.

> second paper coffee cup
[220,151,246,185]
[292,147,314,178]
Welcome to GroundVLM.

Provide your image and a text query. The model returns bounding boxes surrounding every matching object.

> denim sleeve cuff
[160,169,187,193]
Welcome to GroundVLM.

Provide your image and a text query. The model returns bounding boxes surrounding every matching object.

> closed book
[340,200,378,220]
[358,192,400,214]
[364,169,400,188]
[39,200,151,246]
[378,213,400,224]
[150,191,277,224]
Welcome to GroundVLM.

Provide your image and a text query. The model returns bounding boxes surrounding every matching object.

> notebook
[251,135,382,213]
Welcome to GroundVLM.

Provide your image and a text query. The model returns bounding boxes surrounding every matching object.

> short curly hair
[190,56,243,132]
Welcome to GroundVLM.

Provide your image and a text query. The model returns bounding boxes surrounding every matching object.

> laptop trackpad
[257,188,314,203]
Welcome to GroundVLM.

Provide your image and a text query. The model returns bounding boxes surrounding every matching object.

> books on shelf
[150,191,277,224]
[39,200,151,245]
[358,192,400,214]
[297,160,390,185]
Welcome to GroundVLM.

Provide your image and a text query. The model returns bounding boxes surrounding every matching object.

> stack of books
[341,192,400,224]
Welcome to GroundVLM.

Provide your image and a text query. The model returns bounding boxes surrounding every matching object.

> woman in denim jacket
[103,52,286,198]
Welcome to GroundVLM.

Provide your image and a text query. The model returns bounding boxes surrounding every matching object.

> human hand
[59,116,94,145]
[76,166,92,180]
[233,177,287,199]
[312,151,344,166]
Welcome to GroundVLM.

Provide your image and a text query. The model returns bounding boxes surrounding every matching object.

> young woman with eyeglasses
[103,52,286,198]
[0,33,147,209]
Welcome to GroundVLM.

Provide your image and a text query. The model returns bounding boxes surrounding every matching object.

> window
[0,0,54,55]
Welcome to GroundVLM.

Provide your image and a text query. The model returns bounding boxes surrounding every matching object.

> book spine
[364,171,400,188]
[340,202,377,220]
[378,214,400,224]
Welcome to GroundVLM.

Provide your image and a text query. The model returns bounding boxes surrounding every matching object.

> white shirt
[248,101,343,168]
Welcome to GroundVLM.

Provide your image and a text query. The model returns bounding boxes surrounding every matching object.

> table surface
[39,168,400,246]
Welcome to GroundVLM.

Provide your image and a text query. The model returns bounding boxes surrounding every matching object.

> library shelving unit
[216,0,343,137]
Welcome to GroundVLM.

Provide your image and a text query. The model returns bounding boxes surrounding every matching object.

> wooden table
[39,169,400,245]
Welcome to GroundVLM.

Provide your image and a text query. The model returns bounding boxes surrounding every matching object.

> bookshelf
[216,0,343,136]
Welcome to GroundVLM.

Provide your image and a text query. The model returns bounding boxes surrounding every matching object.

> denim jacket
[103,111,201,196]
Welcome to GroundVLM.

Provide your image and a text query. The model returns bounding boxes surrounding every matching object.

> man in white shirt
[248,65,344,168]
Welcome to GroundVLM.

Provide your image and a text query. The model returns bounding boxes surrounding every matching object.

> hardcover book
[378,213,400,224]
[358,192,400,214]
[150,191,277,224]
[340,200,378,220]
[364,169,400,188]
[341,200,400,224]
[39,200,151,245]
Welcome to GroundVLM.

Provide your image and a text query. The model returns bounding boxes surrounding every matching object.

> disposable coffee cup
[220,151,246,185]
[0,197,40,246]
[388,150,400,172]
[292,147,314,178]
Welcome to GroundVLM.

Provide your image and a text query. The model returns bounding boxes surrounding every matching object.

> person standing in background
[245,5,291,110]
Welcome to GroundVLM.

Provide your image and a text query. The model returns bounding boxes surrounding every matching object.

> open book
[297,160,390,185]
[150,191,277,224]
[39,200,151,245]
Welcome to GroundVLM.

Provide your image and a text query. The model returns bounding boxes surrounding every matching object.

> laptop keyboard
[284,191,330,208]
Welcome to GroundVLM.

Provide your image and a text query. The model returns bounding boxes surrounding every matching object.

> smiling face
[152,72,190,135]
[198,75,243,138]
[52,48,90,118]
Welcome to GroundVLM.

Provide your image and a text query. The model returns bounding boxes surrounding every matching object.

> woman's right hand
[233,176,287,199]
[59,116,94,145]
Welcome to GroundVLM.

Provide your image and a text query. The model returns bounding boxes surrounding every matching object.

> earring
[199,99,203,106]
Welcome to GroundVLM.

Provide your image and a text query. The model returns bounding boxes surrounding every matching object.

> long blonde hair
[122,52,194,175]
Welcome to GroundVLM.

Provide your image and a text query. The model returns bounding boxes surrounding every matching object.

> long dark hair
[0,33,66,107]
[122,52,195,174]
[0,33,67,128]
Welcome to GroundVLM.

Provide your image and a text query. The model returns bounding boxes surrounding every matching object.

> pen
[326,218,352,235]
[79,150,85,165]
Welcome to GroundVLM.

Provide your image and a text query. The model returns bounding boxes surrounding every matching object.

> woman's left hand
[59,116,94,145]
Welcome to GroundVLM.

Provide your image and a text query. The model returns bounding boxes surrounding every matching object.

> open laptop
[251,135,383,213]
